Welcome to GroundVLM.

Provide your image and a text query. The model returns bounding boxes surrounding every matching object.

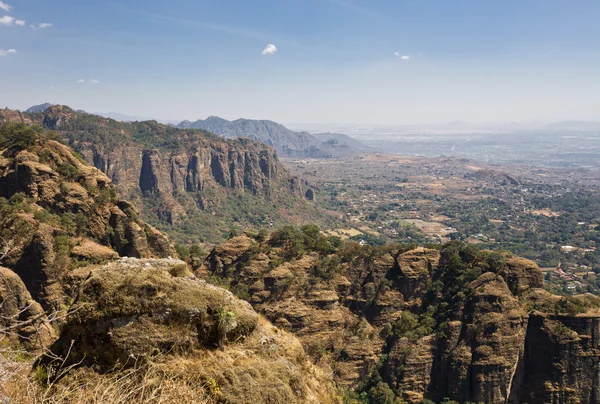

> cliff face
[0,107,321,243]
[203,233,600,404]
[514,313,600,403]
[77,139,284,197]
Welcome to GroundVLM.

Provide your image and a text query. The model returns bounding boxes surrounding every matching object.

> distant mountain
[96,112,180,125]
[96,111,153,122]
[178,116,331,157]
[313,132,373,156]
[25,102,55,113]
[547,120,600,132]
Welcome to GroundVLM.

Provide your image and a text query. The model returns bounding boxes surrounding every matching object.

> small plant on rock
[214,309,237,348]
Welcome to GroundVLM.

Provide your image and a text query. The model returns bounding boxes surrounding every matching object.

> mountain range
[177,116,373,157]
[2,105,334,244]
[24,103,372,158]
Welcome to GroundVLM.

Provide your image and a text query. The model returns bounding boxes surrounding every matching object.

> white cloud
[0,15,15,25]
[90,79,99,83]
[0,48,16,56]
[77,79,86,83]
[0,1,11,12]
[394,52,410,60]
[262,43,277,55]
[15,19,24,26]
[38,22,52,29]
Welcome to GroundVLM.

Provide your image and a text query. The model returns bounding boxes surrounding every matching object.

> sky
[1,0,600,125]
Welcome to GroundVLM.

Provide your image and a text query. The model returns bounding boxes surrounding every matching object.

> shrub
[174,244,190,260]
[56,163,81,181]
[0,123,42,150]
[367,382,396,404]
[214,309,237,348]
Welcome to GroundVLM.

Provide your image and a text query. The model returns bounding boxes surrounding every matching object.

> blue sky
[1,0,600,124]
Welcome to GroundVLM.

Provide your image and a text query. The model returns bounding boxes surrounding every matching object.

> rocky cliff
[0,129,174,312]
[0,107,325,244]
[203,230,600,403]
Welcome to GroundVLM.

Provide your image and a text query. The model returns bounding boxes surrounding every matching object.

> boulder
[44,258,259,369]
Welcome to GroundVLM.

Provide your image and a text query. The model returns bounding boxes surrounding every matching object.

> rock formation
[204,233,600,403]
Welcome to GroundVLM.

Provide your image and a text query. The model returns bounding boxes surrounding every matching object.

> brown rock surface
[0,140,174,310]
[0,266,55,349]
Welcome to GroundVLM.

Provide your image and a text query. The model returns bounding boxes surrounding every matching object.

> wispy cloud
[0,15,14,25]
[139,11,279,42]
[328,0,381,19]
[77,78,100,84]
[262,44,277,55]
[30,22,52,29]
[90,79,99,83]
[15,19,24,26]
[0,48,16,56]
[0,1,11,12]
[77,79,86,83]
[394,52,410,60]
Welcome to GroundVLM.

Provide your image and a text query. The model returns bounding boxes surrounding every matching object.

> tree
[0,235,15,264]
[0,123,43,150]
[368,382,396,404]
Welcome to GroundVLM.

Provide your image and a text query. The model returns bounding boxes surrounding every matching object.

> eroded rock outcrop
[203,235,600,404]
[0,266,55,349]
[47,258,258,368]
[0,140,174,311]
[40,257,339,404]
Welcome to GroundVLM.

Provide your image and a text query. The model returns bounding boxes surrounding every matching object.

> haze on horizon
[1,0,600,125]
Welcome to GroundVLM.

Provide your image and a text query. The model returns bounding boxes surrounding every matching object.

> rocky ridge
[203,230,600,403]
[0,107,324,244]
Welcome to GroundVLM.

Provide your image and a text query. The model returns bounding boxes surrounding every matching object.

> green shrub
[367,382,396,404]
[0,123,42,150]
[175,244,190,260]
[56,163,81,181]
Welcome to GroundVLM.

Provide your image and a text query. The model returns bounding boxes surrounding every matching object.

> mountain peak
[25,102,55,113]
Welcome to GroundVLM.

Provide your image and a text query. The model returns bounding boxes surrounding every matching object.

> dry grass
[1,317,339,404]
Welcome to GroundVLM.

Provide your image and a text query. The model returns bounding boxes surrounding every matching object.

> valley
[3,2,600,403]
[283,153,600,295]
[2,111,600,404]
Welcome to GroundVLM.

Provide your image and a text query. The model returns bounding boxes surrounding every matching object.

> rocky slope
[203,228,600,403]
[0,124,339,404]
[0,107,326,244]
